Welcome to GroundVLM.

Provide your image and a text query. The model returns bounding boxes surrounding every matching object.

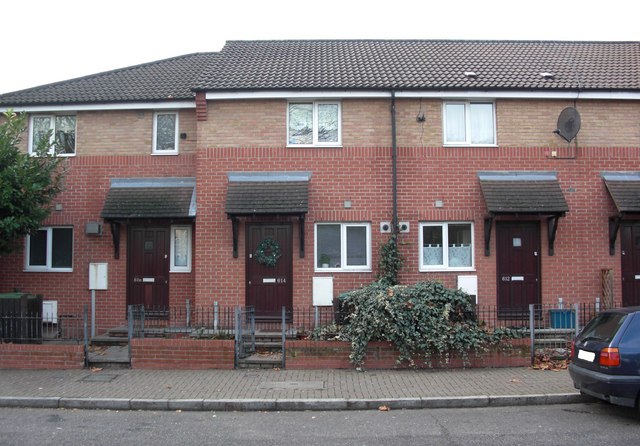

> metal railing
[0,309,87,344]
[234,306,256,368]
[123,299,611,366]
[127,301,237,339]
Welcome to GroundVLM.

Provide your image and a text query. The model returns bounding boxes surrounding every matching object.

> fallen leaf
[378,405,390,411]
[165,385,172,389]
[90,367,103,372]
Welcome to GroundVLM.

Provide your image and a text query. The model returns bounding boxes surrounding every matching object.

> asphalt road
[0,402,638,445]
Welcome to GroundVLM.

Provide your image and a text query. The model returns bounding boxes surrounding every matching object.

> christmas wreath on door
[254,238,281,267]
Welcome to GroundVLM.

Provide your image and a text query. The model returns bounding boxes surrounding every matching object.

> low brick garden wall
[0,343,85,369]
[0,338,529,370]
[130,338,235,369]
[286,340,530,369]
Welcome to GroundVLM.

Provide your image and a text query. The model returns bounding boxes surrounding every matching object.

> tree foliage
[335,281,524,367]
[0,111,66,254]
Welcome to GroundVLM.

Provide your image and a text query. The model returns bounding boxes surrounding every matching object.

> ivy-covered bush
[376,234,403,286]
[332,281,523,367]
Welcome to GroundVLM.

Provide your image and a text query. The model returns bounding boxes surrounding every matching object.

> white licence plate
[578,349,595,362]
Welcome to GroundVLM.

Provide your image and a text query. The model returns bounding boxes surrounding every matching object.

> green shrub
[376,234,403,286]
[337,281,523,368]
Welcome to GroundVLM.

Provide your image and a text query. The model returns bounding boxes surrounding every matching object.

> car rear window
[619,314,640,349]
[577,312,628,344]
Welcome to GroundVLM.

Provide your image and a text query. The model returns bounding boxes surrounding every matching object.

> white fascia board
[0,101,195,113]
[205,90,640,101]
[206,91,391,100]
[398,90,640,100]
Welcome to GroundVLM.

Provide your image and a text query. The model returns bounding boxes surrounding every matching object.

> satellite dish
[554,107,581,142]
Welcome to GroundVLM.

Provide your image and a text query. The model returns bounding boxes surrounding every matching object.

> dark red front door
[496,222,540,314]
[621,223,640,307]
[128,226,170,310]
[246,224,293,319]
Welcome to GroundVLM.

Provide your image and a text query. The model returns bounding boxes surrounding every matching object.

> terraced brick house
[1,40,639,332]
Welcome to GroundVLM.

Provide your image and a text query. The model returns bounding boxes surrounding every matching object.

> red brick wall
[0,344,85,369]
[2,98,639,328]
[130,338,234,369]
[286,340,530,369]
[394,145,633,306]
[194,146,391,307]
[0,154,197,332]
[194,144,635,308]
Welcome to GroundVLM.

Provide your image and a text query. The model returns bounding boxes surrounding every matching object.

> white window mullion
[441,224,450,266]
[464,104,472,145]
[45,227,53,269]
[340,224,348,268]
[312,103,319,145]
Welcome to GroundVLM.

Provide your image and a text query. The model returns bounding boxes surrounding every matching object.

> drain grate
[80,373,120,383]
[258,381,325,390]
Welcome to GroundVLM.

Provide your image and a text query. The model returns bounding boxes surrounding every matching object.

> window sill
[287,145,343,149]
[170,269,192,273]
[443,144,498,148]
[24,268,74,273]
[315,268,371,273]
[29,152,76,157]
[420,267,476,273]
[151,151,179,156]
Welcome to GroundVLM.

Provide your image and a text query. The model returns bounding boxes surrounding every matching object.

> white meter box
[89,263,108,290]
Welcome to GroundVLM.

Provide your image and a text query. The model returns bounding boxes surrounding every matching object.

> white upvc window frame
[287,101,342,148]
[315,222,371,272]
[442,101,496,147]
[28,114,77,156]
[152,111,179,155]
[25,226,74,272]
[419,222,475,272]
[170,225,192,273]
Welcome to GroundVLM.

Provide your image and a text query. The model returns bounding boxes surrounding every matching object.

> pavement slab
[0,367,586,411]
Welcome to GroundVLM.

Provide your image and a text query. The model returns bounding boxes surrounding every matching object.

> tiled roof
[602,172,640,213]
[198,40,640,91]
[2,40,638,106]
[101,178,196,219]
[226,172,310,215]
[478,172,569,214]
[0,53,218,106]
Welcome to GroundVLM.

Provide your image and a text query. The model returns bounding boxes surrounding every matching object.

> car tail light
[599,347,620,367]
[571,340,575,358]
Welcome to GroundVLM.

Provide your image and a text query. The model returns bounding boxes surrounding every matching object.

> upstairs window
[288,101,341,147]
[25,227,73,272]
[29,115,76,155]
[153,112,179,154]
[315,223,370,271]
[443,101,495,146]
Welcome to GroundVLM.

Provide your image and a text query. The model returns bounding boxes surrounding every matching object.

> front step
[87,345,130,369]
[237,352,283,369]
[237,331,285,369]
[91,335,129,346]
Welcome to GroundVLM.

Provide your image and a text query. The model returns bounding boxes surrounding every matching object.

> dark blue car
[569,306,640,409]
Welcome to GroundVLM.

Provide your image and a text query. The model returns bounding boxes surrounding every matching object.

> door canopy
[101,177,196,258]
[602,172,640,255]
[225,172,311,258]
[478,171,569,256]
